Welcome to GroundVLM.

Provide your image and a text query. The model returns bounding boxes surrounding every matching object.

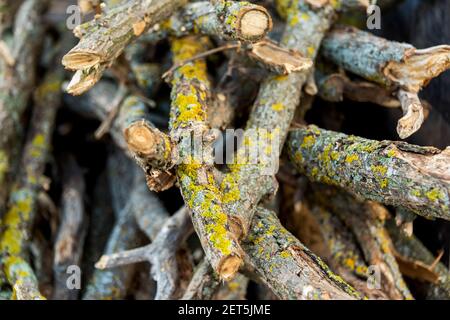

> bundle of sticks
[0,0,449,300]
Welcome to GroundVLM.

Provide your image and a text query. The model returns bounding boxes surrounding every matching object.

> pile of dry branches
[0,0,449,300]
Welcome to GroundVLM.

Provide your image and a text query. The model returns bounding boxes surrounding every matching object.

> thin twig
[162,43,240,80]
[94,82,128,139]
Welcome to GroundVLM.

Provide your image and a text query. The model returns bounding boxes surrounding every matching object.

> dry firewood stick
[182,258,221,300]
[321,25,450,138]
[287,125,450,220]
[96,206,194,299]
[307,205,369,278]
[62,0,188,95]
[82,171,115,283]
[131,176,194,300]
[120,96,177,192]
[243,207,363,300]
[83,210,141,300]
[310,186,413,299]
[75,1,272,43]
[62,0,187,71]
[67,37,161,96]
[98,152,192,300]
[52,155,87,300]
[122,98,176,172]
[168,36,243,280]
[315,69,401,108]
[62,0,272,95]
[0,66,64,300]
[0,0,50,216]
[386,220,450,300]
[308,205,388,300]
[69,2,305,94]
[114,37,243,278]
[83,154,143,300]
[219,0,368,241]
[321,25,450,93]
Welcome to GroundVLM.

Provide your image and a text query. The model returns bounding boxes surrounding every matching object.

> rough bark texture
[221,0,366,240]
[62,0,187,71]
[321,25,450,93]
[0,68,63,300]
[63,0,271,95]
[168,36,243,280]
[52,155,87,300]
[121,98,177,191]
[288,125,450,220]
[0,0,49,216]
[221,1,335,238]
[145,1,271,42]
[310,186,413,299]
[96,206,194,299]
[307,205,386,298]
[182,258,221,300]
[83,152,143,300]
[243,207,362,300]
[315,69,400,107]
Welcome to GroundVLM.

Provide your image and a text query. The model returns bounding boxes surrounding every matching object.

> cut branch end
[238,8,272,41]
[124,120,158,155]
[62,51,102,70]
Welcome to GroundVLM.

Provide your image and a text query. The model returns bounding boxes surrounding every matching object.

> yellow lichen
[425,188,444,202]
[345,154,359,164]
[289,15,299,26]
[271,103,284,112]
[344,258,355,270]
[371,165,388,176]
[387,149,397,158]
[220,174,240,203]
[173,94,205,127]
[274,74,288,82]
[301,135,315,148]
